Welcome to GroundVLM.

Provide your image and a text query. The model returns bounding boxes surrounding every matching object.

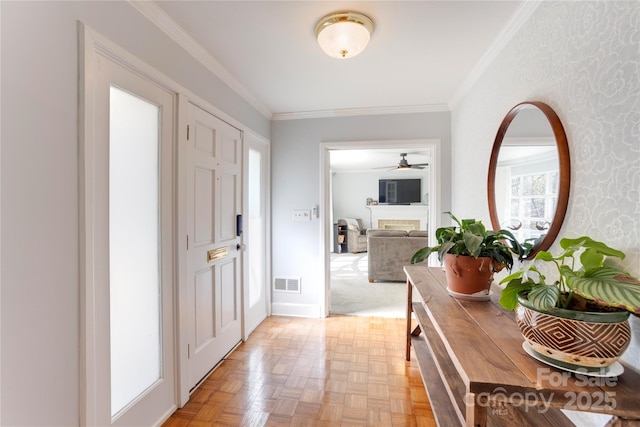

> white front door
[81,45,177,426]
[243,133,270,337]
[186,103,243,389]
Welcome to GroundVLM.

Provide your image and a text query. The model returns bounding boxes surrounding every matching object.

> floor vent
[273,277,301,293]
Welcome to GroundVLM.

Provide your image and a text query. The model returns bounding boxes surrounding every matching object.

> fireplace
[377,219,421,231]
[367,205,428,230]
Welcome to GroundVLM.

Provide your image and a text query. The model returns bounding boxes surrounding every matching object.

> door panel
[195,127,215,154]
[194,267,215,349]
[187,103,242,389]
[220,258,238,327]
[194,168,214,244]
[220,124,240,163]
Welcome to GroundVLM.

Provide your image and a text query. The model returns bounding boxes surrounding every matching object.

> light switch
[292,209,312,221]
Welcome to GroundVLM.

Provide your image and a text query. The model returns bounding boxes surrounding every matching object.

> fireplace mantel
[367,204,429,230]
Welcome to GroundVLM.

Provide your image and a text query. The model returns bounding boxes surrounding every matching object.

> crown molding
[448,1,541,109]
[127,0,273,120]
[128,0,534,122]
[272,104,450,121]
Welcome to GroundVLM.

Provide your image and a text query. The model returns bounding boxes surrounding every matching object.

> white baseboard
[271,303,323,318]
[153,404,178,427]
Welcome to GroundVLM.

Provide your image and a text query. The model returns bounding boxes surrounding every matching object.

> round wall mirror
[488,101,570,258]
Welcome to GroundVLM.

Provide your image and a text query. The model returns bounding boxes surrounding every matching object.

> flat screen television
[379,178,421,204]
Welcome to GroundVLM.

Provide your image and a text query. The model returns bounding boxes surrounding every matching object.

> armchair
[337,218,368,253]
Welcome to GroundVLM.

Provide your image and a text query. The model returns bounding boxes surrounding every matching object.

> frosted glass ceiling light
[315,12,374,59]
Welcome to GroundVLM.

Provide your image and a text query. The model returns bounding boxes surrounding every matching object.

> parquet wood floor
[163,315,436,427]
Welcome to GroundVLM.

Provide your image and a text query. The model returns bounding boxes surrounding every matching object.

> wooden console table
[404,265,640,427]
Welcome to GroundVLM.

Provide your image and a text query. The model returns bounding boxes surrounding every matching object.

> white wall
[451,2,639,425]
[332,169,428,229]
[0,2,269,425]
[270,113,450,316]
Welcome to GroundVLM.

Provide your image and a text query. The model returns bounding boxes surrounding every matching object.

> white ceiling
[146,1,533,170]
[152,1,531,118]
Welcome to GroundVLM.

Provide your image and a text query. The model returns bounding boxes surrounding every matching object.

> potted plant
[411,212,525,300]
[499,236,640,371]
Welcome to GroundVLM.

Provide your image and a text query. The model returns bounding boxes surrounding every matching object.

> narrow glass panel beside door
[248,148,263,307]
[109,86,161,416]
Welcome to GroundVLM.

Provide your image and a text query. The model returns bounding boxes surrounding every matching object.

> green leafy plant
[410,211,526,272]
[499,236,640,314]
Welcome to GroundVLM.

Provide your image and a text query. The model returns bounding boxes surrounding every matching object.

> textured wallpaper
[452,2,639,423]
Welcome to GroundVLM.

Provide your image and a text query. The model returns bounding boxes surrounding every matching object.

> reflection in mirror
[494,109,558,243]
[488,102,570,258]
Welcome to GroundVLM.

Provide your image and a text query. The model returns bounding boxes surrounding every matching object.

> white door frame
[79,23,178,426]
[319,139,441,317]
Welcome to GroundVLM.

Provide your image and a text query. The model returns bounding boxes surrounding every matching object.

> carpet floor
[329,252,407,318]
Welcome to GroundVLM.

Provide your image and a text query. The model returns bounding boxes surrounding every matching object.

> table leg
[465,393,487,427]
[406,279,413,361]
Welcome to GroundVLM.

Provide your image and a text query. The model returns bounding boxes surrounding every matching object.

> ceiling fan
[377,153,429,170]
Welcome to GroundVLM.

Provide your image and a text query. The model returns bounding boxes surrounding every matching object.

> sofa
[337,218,368,253]
[367,229,428,282]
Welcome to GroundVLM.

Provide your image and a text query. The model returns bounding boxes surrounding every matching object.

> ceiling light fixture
[315,12,374,59]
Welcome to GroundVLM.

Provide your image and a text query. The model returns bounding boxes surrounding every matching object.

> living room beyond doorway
[325,142,439,318]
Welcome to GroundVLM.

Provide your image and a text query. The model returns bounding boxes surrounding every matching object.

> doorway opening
[320,140,441,318]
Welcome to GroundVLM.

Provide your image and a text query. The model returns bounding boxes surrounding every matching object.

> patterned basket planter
[516,293,631,370]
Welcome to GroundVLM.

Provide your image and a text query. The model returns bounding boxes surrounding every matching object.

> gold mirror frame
[488,101,571,258]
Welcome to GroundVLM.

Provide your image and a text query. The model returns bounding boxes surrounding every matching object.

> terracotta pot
[516,293,630,370]
[443,253,495,296]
